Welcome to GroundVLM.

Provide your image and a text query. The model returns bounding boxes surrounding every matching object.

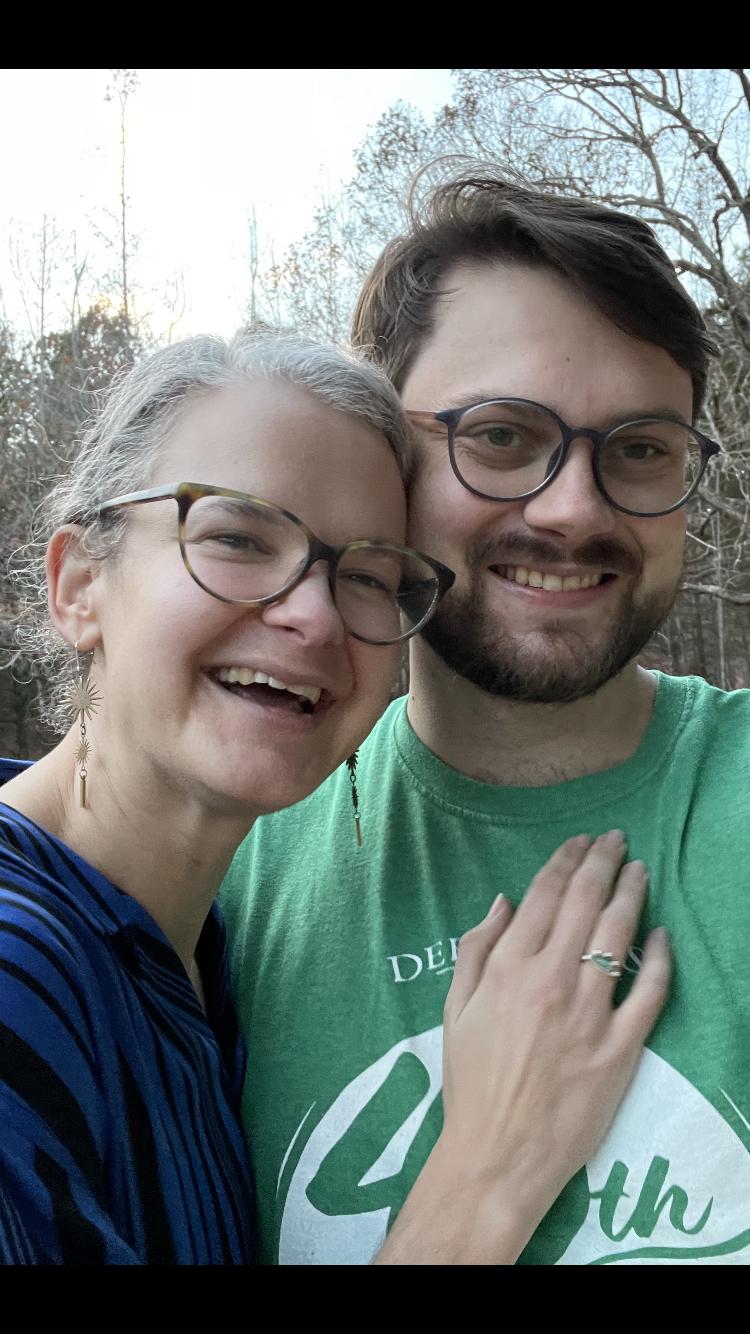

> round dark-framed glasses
[96,482,455,646]
[408,398,721,517]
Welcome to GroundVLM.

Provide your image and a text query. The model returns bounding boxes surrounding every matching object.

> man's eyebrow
[596,406,693,430]
[415,395,693,428]
[439,391,508,411]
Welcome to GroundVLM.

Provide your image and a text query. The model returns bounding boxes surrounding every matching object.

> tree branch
[682,582,750,605]
[731,68,750,117]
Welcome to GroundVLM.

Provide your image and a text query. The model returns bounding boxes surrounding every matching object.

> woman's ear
[46,526,103,654]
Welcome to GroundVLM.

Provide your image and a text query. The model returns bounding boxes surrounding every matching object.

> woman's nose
[259,561,347,645]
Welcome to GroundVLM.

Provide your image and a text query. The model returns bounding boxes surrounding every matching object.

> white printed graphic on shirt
[278,1031,750,1266]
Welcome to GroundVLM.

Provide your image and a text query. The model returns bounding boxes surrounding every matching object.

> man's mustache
[473,532,641,577]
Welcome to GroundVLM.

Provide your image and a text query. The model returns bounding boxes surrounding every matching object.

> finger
[543,830,627,962]
[577,860,649,996]
[444,895,514,1019]
[611,927,672,1050]
[502,835,593,956]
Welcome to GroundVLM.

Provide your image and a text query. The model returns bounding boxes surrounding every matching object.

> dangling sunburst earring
[66,641,102,808]
[346,752,362,848]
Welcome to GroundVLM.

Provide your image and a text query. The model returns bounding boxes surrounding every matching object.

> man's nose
[522,437,616,540]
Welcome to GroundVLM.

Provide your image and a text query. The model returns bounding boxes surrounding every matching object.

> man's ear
[46,526,103,654]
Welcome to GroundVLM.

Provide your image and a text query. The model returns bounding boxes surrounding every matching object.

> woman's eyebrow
[205,497,288,526]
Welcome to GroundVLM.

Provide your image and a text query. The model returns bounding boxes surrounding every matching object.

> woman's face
[88,379,406,816]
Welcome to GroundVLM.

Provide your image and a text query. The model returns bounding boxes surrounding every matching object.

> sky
[0,68,454,342]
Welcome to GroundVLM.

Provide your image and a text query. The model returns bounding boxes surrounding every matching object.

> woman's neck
[1,728,256,972]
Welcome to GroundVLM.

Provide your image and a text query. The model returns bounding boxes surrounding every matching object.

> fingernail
[574,834,594,849]
[487,893,506,918]
[602,829,626,847]
[628,859,649,879]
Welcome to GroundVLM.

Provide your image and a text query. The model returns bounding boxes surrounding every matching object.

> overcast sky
[0,68,453,340]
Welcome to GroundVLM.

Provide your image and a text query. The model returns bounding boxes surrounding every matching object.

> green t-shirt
[221,672,750,1265]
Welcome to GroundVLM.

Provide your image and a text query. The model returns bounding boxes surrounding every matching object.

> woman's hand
[374,831,671,1265]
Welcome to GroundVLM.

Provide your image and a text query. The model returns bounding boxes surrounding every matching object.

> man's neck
[406,644,657,788]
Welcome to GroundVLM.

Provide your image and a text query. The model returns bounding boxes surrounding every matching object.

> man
[220,173,750,1265]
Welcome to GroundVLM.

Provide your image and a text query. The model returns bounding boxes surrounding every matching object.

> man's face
[401,262,694,703]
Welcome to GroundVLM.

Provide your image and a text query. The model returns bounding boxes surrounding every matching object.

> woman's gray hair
[11,327,413,734]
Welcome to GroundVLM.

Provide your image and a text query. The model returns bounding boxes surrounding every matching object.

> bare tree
[0,298,139,757]
[247,208,262,327]
[9,214,64,437]
[104,68,139,339]
[244,209,293,331]
[0,73,155,755]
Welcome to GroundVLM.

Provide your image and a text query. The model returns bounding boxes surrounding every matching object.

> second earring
[346,752,362,847]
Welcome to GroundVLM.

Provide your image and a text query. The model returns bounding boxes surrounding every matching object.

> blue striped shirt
[0,760,254,1264]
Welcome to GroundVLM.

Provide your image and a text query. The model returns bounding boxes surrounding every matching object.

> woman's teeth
[497,566,604,591]
[214,667,322,706]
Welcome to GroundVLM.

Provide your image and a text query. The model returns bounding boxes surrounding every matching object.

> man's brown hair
[351,168,716,415]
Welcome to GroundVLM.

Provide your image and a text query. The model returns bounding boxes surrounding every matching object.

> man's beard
[419,536,681,705]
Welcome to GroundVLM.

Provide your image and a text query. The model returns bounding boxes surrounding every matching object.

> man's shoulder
[660,670,750,705]
[658,671,750,744]
[652,675,750,842]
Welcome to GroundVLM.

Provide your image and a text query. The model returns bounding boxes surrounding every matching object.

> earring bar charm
[67,642,101,809]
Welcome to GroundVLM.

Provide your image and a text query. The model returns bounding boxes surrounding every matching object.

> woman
[0,330,670,1264]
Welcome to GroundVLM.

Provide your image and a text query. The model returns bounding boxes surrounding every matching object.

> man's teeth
[499,566,604,591]
[214,667,321,705]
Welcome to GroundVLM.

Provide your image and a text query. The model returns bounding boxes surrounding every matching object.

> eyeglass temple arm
[436,563,456,593]
[405,410,449,433]
[98,484,181,514]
